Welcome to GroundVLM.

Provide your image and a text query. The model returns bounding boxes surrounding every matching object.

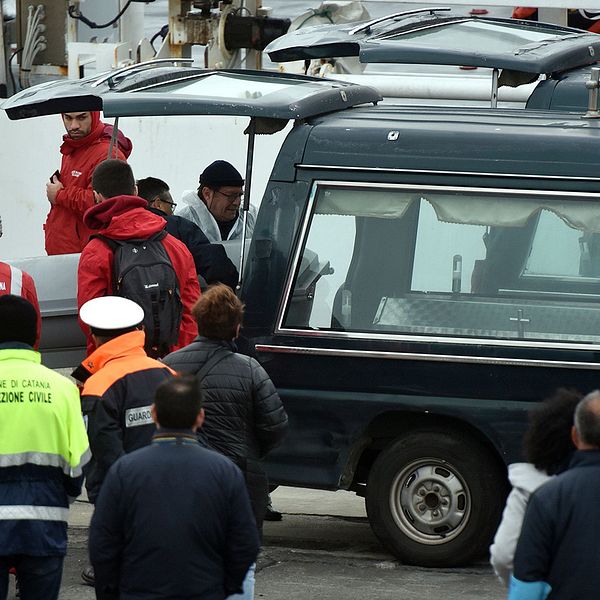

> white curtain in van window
[427,195,600,232]
[317,188,413,219]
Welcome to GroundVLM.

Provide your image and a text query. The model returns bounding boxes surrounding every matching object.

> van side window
[282,183,600,345]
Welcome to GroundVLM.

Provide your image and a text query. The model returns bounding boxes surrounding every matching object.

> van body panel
[300,106,600,178]
[527,68,590,111]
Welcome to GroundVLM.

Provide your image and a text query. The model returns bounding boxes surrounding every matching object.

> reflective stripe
[0,448,91,478]
[0,505,69,522]
[8,265,22,296]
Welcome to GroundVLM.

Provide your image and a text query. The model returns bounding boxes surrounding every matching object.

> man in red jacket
[45,111,133,256]
[77,159,199,356]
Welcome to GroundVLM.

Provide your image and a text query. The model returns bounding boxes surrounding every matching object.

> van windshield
[282,183,600,345]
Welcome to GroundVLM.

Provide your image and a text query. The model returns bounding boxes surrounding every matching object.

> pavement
[4,486,506,600]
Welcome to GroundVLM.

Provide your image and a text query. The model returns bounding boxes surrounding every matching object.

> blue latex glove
[508,576,551,600]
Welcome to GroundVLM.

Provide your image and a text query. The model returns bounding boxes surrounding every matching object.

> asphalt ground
[4,487,506,600]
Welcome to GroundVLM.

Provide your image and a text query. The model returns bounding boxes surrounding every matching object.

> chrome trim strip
[91,58,194,88]
[288,180,600,198]
[296,164,600,182]
[378,18,470,40]
[255,344,600,370]
[271,326,600,352]
[348,7,451,35]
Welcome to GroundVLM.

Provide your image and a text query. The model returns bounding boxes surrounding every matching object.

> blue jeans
[0,555,64,600]
[226,562,255,600]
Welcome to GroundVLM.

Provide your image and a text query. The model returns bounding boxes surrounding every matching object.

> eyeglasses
[156,196,177,209]
[216,190,244,202]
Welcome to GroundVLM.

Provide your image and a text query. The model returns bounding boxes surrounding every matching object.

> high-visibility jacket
[0,345,90,556]
[73,330,174,502]
[0,262,42,347]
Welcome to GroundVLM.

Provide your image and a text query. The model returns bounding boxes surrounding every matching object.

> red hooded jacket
[45,112,133,256]
[77,195,200,355]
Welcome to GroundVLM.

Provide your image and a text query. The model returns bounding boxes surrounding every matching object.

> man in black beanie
[178,160,257,243]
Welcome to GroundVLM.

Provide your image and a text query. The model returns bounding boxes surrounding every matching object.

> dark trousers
[0,555,64,600]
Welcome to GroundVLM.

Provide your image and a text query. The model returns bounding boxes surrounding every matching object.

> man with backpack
[77,159,199,357]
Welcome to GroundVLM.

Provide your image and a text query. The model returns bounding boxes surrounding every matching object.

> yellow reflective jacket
[0,345,90,556]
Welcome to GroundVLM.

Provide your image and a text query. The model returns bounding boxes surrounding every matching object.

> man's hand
[46,175,64,204]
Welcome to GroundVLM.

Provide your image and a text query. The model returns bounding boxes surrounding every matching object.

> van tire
[365,431,506,567]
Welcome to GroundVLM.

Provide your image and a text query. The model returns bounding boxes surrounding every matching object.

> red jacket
[45,114,133,256]
[0,262,41,347]
[77,195,200,355]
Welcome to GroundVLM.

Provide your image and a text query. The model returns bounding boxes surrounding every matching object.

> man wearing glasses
[137,177,238,289]
[178,160,257,244]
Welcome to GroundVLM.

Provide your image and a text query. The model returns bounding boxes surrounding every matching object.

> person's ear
[193,408,205,431]
[93,190,103,204]
[151,403,158,425]
[571,425,581,448]
[202,187,214,206]
[133,184,138,197]
[235,323,241,339]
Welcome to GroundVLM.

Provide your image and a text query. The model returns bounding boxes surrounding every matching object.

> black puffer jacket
[163,337,288,529]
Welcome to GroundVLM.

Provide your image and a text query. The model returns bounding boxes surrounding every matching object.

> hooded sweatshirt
[45,111,133,255]
[489,462,551,587]
[77,195,200,356]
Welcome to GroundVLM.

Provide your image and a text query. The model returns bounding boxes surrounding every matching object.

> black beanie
[199,160,244,188]
[0,295,37,347]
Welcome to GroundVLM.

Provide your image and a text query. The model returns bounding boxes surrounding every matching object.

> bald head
[573,391,600,449]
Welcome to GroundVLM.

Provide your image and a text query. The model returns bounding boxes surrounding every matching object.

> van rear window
[282,183,600,345]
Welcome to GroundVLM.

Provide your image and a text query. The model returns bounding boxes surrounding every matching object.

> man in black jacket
[163,284,289,534]
[510,390,600,600]
[89,374,259,600]
[137,177,238,289]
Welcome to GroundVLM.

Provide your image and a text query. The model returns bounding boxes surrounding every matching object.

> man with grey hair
[509,390,600,600]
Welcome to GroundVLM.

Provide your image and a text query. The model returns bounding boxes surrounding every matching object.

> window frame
[275,180,600,351]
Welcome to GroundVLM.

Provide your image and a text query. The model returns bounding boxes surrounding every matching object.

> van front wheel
[365,431,506,567]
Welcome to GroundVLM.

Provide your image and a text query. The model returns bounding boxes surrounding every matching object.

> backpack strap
[196,346,231,382]
[90,233,121,252]
[90,234,123,291]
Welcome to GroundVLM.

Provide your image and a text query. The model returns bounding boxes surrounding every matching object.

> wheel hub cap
[389,460,471,545]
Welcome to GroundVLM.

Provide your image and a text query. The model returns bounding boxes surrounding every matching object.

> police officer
[0,295,90,600]
[73,295,175,586]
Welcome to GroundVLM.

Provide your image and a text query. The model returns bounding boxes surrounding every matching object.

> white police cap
[80,296,144,330]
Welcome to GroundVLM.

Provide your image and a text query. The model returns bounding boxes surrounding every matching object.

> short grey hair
[574,390,600,448]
